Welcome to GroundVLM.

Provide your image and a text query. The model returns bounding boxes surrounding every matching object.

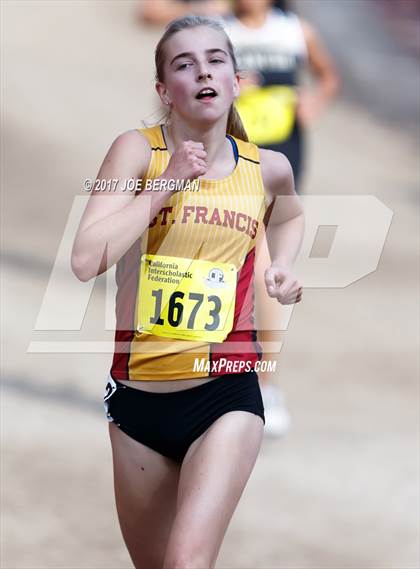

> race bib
[136,254,237,343]
[236,85,297,145]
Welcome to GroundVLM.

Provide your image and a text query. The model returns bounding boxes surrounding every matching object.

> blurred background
[1,1,419,567]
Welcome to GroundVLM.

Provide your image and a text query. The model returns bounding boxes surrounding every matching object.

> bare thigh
[108,422,181,569]
[163,411,264,568]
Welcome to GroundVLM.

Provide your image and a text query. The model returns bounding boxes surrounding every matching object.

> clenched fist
[265,264,303,304]
[163,140,207,181]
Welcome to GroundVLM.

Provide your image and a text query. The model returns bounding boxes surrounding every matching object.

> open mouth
[195,87,218,100]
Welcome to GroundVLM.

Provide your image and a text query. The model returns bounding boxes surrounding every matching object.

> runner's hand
[163,141,207,181]
[296,90,323,127]
[265,264,303,304]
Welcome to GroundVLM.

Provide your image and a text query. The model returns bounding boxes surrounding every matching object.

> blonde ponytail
[227,105,249,142]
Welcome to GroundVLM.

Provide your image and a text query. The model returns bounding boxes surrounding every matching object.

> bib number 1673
[150,289,221,331]
[136,254,236,342]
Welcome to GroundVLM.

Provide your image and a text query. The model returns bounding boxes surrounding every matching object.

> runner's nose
[197,70,212,81]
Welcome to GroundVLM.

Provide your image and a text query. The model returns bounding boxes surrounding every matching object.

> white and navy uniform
[224,8,307,187]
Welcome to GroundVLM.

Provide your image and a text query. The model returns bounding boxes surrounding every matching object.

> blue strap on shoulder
[226,135,239,164]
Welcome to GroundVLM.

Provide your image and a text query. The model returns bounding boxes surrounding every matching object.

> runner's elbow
[71,253,96,282]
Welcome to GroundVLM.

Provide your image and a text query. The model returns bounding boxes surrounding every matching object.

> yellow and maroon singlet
[110,125,268,381]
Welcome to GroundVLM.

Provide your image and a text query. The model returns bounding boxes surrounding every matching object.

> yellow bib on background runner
[136,254,237,343]
[236,85,297,145]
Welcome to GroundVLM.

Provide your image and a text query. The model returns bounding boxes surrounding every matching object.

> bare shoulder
[103,129,152,177]
[297,17,317,44]
[259,147,295,201]
[111,128,151,151]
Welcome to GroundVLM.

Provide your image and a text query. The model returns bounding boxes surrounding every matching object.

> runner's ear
[233,72,240,99]
[155,81,171,106]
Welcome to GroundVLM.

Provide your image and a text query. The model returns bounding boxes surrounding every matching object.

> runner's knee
[163,549,212,569]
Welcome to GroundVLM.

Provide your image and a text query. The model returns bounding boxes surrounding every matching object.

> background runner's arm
[298,19,341,126]
[71,130,170,282]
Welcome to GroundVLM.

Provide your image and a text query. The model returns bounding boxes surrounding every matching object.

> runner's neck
[164,123,234,177]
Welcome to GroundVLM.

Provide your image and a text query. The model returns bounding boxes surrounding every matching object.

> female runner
[225,0,340,190]
[71,15,304,569]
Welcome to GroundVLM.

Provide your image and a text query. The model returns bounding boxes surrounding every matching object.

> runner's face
[234,0,272,16]
[157,27,239,125]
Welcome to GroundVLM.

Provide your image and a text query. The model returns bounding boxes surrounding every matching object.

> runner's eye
[210,58,224,64]
[177,62,193,70]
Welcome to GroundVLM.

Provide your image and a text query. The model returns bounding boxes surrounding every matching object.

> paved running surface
[2,2,418,567]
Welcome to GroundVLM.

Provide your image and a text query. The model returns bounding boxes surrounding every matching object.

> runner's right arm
[71,131,206,282]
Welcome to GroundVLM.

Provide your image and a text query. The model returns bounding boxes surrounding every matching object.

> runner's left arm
[259,149,304,305]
